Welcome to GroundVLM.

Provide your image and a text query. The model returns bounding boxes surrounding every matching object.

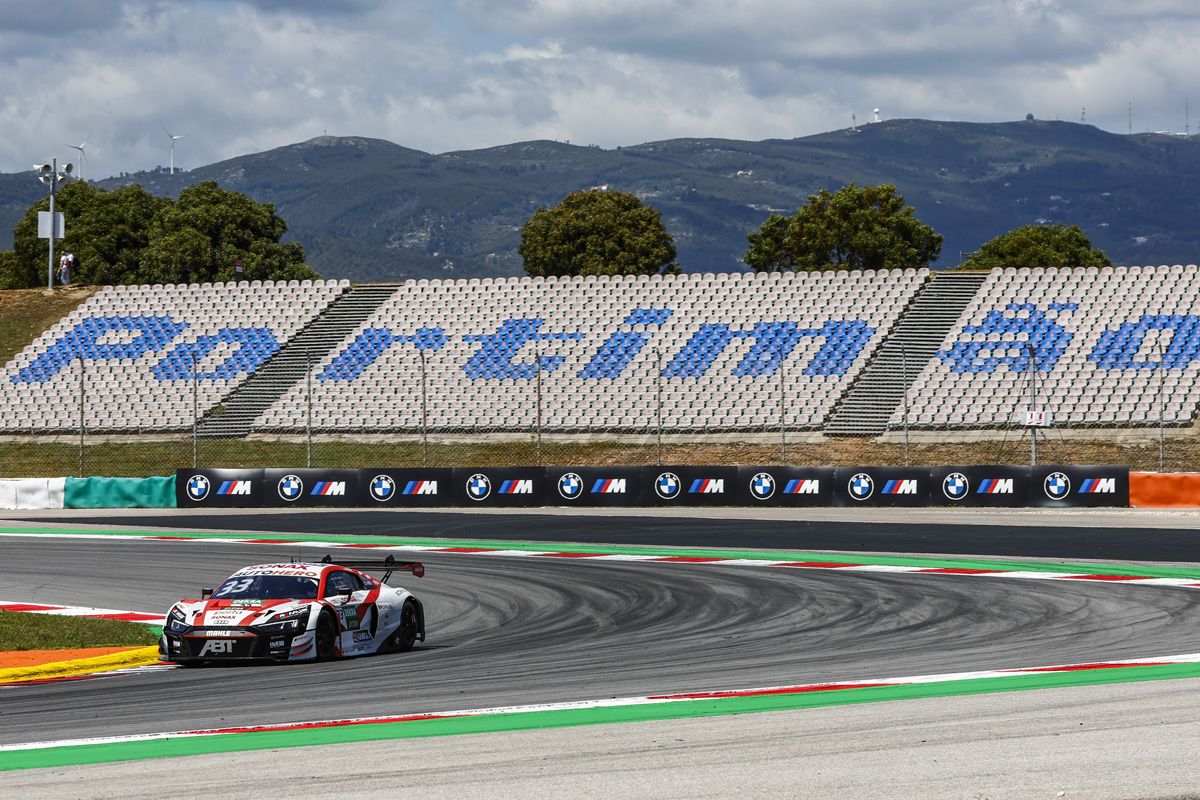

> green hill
[2,119,1197,281]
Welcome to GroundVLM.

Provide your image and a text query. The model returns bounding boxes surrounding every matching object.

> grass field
[2,431,1198,475]
[0,286,97,365]
[0,610,159,651]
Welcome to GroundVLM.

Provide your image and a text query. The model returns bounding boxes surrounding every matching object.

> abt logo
[197,640,233,657]
[310,481,346,497]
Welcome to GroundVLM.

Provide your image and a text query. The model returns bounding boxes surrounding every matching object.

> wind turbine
[163,125,183,174]
[66,135,90,180]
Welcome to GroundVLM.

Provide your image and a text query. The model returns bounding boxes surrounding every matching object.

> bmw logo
[186,474,210,501]
[750,472,776,500]
[655,471,681,500]
[849,472,874,501]
[277,474,304,502]
[942,472,969,501]
[557,472,583,500]
[370,474,395,502]
[467,473,491,501]
[1044,471,1071,500]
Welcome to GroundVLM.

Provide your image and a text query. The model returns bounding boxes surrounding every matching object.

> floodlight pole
[47,159,58,293]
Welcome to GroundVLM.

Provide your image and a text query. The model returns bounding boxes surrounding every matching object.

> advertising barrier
[358,469,453,507]
[262,469,362,508]
[927,466,1030,507]
[1027,464,1129,508]
[736,467,834,506]
[643,466,739,506]
[451,467,545,506]
[176,469,263,507]
[545,467,644,506]
[832,467,931,506]
[173,465,1133,508]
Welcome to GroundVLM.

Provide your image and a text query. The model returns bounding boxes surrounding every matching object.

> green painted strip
[5,661,1200,771]
[4,527,1200,581]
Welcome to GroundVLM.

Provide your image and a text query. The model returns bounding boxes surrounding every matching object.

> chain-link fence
[2,350,1197,478]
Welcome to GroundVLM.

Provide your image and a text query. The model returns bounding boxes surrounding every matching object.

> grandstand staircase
[823,271,989,437]
[196,284,402,437]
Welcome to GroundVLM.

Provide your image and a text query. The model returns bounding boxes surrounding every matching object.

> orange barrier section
[1130,472,1200,508]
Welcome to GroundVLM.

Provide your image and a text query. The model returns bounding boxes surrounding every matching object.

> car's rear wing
[319,554,425,582]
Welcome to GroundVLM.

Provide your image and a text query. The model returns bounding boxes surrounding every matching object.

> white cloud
[0,0,1197,176]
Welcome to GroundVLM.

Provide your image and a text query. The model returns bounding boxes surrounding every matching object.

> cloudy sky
[2,0,1197,178]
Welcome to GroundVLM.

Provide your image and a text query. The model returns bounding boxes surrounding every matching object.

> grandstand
[2,265,1199,439]
[0,280,346,431]
[892,265,1200,431]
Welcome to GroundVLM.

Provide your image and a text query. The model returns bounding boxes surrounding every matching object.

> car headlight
[166,608,189,634]
[258,607,310,634]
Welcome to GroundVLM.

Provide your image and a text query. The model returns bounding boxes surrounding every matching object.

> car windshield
[212,575,319,600]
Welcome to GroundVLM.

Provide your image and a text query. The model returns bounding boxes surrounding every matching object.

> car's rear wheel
[389,600,418,652]
[315,611,338,661]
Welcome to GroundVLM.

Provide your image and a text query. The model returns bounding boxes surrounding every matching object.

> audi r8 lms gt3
[160,555,425,665]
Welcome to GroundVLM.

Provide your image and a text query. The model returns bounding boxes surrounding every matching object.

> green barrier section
[64,476,177,509]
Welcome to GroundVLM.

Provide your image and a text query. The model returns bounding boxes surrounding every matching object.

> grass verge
[0,610,159,651]
[3,433,1200,476]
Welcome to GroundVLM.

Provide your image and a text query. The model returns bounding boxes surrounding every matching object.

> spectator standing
[234,258,245,283]
[58,252,71,287]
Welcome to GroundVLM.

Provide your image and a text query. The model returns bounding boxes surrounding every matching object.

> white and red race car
[160,555,425,664]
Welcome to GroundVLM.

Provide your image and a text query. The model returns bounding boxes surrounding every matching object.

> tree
[519,189,679,277]
[959,224,1111,271]
[744,183,942,272]
[3,179,318,288]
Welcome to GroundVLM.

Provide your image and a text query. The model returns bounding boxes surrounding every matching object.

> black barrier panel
[832,467,930,506]
[175,468,263,508]
[1027,464,1129,508]
[928,465,1031,508]
[544,467,645,507]
[641,466,740,506]
[451,468,545,506]
[261,469,362,507]
[735,467,835,505]
[357,469,453,507]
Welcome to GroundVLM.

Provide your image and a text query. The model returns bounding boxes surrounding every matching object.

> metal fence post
[78,356,85,476]
[305,348,313,469]
[779,358,786,463]
[901,342,911,467]
[1158,338,1166,472]
[655,348,664,466]
[419,349,429,468]
[535,342,543,465]
[1028,342,1038,467]
[191,352,198,468]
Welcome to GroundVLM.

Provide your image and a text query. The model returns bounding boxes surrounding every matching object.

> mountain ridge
[2,118,1197,281]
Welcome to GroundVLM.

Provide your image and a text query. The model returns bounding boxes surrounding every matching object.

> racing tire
[315,611,338,661]
[389,600,419,653]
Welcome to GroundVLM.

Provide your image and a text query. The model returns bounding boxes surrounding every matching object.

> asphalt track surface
[4,533,1200,747]
[33,509,1200,562]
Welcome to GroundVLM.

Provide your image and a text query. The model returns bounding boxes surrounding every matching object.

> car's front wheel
[315,611,338,661]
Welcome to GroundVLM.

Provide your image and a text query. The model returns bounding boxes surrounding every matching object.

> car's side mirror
[201,587,213,599]
[340,588,352,600]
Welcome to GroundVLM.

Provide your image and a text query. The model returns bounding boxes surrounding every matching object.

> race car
[159,555,425,665]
